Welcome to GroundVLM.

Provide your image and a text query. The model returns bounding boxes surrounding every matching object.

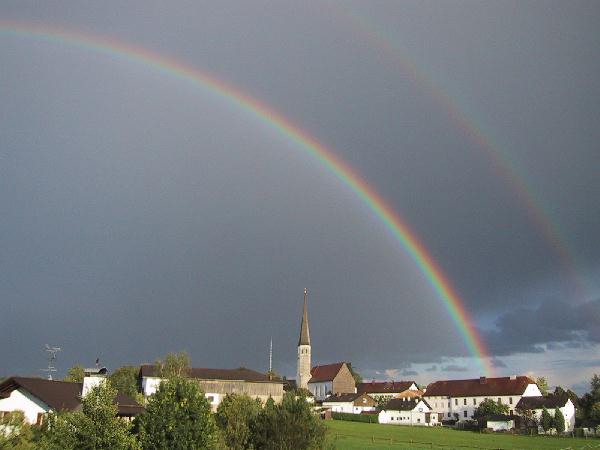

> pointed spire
[298,288,310,346]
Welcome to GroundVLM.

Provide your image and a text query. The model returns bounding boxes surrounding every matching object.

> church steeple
[297,288,312,390]
[298,288,310,346]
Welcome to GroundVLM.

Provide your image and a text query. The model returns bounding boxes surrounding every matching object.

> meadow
[325,420,599,450]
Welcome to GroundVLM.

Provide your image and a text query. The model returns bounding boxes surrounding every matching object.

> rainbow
[0,22,494,376]
[333,6,586,299]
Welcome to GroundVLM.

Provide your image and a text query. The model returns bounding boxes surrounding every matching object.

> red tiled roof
[357,381,416,395]
[139,365,279,383]
[309,362,346,383]
[424,376,535,397]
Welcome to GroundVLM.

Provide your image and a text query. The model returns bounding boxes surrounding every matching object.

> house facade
[424,376,541,422]
[322,393,377,414]
[139,365,284,411]
[516,394,576,432]
[308,362,356,401]
[378,399,438,426]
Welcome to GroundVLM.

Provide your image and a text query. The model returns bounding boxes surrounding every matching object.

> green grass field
[325,420,600,450]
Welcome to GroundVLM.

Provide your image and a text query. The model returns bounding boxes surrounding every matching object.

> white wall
[378,401,434,426]
[487,420,514,431]
[426,394,523,421]
[0,389,48,425]
[522,384,542,397]
[309,381,332,401]
[532,400,575,432]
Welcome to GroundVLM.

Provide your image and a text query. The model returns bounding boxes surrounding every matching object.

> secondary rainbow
[333,6,586,299]
[0,21,494,376]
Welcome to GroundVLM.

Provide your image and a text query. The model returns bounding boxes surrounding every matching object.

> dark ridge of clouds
[490,358,507,368]
[552,359,600,369]
[481,298,600,357]
[441,365,469,372]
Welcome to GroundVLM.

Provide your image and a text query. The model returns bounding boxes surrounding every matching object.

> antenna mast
[269,337,273,375]
[41,345,61,380]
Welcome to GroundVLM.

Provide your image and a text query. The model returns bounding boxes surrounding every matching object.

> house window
[497,398,501,404]
[463,398,467,405]
[206,396,215,403]
[36,413,45,426]
[509,397,513,405]
[473,398,477,405]
[447,412,451,418]
[464,410,468,418]
[454,399,458,406]
[417,418,421,423]
[448,402,450,408]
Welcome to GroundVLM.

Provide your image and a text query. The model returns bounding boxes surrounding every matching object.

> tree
[109,366,141,401]
[473,398,509,420]
[39,381,138,450]
[155,351,191,378]
[0,410,37,450]
[136,376,215,450]
[592,374,600,401]
[536,377,549,396]
[554,407,565,433]
[346,363,362,385]
[540,406,554,431]
[250,391,326,450]
[64,365,85,383]
[215,393,261,450]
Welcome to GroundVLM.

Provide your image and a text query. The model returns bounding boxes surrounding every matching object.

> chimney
[479,376,487,384]
[510,375,517,380]
[82,367,108,397]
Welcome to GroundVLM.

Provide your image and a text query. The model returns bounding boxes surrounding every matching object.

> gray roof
[516,394,570,410]
[298,288,310,346]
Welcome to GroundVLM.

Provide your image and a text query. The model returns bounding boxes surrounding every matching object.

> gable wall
[0,388,48,424]
[332,364,356,395]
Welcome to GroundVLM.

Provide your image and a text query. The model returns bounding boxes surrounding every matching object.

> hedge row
[331,412,379,423]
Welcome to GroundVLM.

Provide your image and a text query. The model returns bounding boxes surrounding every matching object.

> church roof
[298,288,310,346]
[309,362,346,383]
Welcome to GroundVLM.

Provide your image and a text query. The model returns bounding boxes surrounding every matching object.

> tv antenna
[41,344,61,380]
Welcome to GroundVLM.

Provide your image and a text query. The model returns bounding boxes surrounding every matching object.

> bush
[331,412,378,423]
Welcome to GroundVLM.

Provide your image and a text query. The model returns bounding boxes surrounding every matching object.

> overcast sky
[1,1,598,394]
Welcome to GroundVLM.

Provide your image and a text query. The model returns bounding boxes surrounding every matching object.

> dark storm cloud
[441,365,469,373]
[490,359,507,369]
[0,1,598,382]
[401,370,418,377]
[482,298,600,356]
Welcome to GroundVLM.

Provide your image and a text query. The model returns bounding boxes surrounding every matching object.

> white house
[516,394,576,432]
[0,374,143,426]
[139,365,284,411]
[424,376,541,422]
[378,398,438,426]
[322,393,377,414]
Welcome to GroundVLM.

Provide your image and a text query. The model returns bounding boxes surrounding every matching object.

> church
[296,289,357,401]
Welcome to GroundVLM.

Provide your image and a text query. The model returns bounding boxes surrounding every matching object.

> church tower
[297,288,311,390]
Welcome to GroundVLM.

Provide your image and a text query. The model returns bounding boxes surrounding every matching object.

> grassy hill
[325,420,594,450]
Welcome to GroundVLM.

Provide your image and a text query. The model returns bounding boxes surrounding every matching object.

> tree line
[0,353,327,450]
